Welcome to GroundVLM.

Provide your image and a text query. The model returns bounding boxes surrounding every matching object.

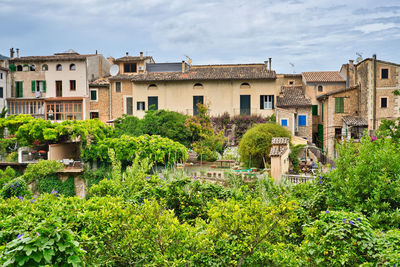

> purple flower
[371,135,377,142]
[51,190,58,195]
[319,181,323,184]
[11,184,14,188]
[16,234,24,239]
[325,210,329,214]
[349,220,354,225]
[36,232,40,236]
[343,218,346,223]
[357,218,361,222]
[145,176,150,179]
[319,176,322,180]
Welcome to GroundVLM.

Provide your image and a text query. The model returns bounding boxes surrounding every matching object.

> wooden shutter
[312,105,318,115]
[271,95,274,109]
[148,96,158,110]
[43,80,46,92]
[335,97,344,113]
[31,80,36,92]
[126,97,133,115]
[260,95,264,109]
[240,95,251,115]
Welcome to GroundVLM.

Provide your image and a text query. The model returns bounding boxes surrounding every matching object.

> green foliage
[83,134,188,166]
[0,167,19,188]
[22,160,64,184]
[302,210,374,265]
[0,177,31,199]
[289,144,305,173]
[0,138,18,158]
[113,114,143,137]
[373,229,400,265]
[82,165,111,189]
[37,175,76,197]
[325,136,400,228]
[239,123,291,168]
[4,152,18,163]
[377,117,400,141]
[186,104,226,161]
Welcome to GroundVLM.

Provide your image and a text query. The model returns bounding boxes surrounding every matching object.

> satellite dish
[110,65,119,76]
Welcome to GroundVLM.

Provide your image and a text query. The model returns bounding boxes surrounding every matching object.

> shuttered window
[148,96,158,110]
[335,97,344,113]
[281,119,288,126]
[193,95,204,115]
[298,115,307,126]
[312,105,318,115]
[126,97,133,115]
[16,81,23,98]
[0,87,3,98]
[115,82,121,92]
[260,95,274,109]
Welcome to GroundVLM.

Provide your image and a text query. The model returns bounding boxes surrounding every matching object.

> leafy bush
[22,160,64,184]
[239,123,291,168]
[37,175,76,197]
[373,229,400,265]
[113,114,143,137]
[0,177,31,199]
[302,210,374,265]
[0,167,19,187]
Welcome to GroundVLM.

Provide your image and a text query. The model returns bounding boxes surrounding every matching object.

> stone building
[6,48,110,120]
[269,137,290,183]
[340,56,400,132]
[275,85,313,141]
[0,66,9,113]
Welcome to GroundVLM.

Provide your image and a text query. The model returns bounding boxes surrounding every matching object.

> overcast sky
[1,0,400,73]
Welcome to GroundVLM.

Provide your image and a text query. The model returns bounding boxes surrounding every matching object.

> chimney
[349,59,354,68]
[279,90,284,98]
[126,52,129,57]
[16,48,19,58]
[181,60,185,73]
[10,48,14,59]
[96,50,98,55]
[140,52,143,60]
[269,57,272,71]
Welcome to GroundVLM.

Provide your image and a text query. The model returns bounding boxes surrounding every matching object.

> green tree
[239,123,291,168]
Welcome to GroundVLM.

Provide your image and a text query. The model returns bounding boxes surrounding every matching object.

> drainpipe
[109,84,112,120]
[372,54,377,131]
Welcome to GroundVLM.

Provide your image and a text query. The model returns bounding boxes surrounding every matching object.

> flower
[371,135,377,142]
[349,220,354,225]
[343,218,346,223]
[51,190,58,195]
[319,176,322,180]
[36,232,40,236]
[319,181,323,184]
[16,234,24,239]
[325,210,330,214]
[357,218,361,222]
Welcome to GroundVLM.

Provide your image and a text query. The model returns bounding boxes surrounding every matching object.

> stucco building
[0,66,9,113]
[6,48,110,121]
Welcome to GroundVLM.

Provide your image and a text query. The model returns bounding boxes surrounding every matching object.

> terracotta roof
[45,97,83,101]
[89,77,110,87]
[302,71,345,83]
[316,85,358,100]
[276,86,312,108]
[271,137,290,145]
[130,64,276,82]
[269,147,288,157]
[342,116,368,127]
[10,54,97,62]
[109,74,137,81]
[114,56,153,63]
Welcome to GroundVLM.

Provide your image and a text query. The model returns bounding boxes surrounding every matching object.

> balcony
[7,98,45,119]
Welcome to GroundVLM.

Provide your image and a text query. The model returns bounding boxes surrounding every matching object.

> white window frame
[263,95,273,110]
[90,89,98,102]
[280,118,289,127]
[137,101,145,111]
[115,81,122,93]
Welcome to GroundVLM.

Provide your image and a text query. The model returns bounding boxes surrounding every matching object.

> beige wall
[276,107,312,141]
[131,79,279,118]
[48,143,80,161]
[270,148,290,183]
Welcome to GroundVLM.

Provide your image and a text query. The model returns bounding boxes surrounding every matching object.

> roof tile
[302,71,345,83]
[276,86,312,108]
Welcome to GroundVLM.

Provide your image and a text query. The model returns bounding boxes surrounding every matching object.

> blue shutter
[298,115,307,126]
[281,119,288,126]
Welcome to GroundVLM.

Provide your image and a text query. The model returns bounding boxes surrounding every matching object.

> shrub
[37,175,76,197]
[373,229,400,265]
[0,167,19,188]
[239,123,291,168]
[22,160,64,184]
[0,177,31,199]
[302,211,374,265]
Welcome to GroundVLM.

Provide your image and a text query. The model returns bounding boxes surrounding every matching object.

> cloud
[1,0,400,72]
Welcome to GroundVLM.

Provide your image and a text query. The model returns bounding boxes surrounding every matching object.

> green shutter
[335,97,344,113]
[43,80,46,92]
[20,82,23,97]
[31,81,36,92]
[312,105,318,115]
[16,81,23,98]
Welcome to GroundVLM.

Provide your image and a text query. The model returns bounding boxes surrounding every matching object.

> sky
[1,0,400,73]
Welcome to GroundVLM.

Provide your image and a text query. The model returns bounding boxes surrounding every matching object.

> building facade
[7,49,110,121]
[0,66,9,113]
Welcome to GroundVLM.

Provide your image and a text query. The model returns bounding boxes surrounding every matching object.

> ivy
[37,175,76,197]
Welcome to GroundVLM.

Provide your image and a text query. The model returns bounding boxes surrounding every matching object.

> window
[298,115,307,126]
[381,97,388,108]
[281,119,288,127]
[31,80,46,93]
[312,105,318,115]
[69,64,76,71]
[137,101,145,111]
[0,73,2,79]
[126,97,133,115]
[70,80,76,91]
[46,101,82,121]
[148,96,158,110]
[335,128,342,140]
[90,90,98,101]
[148,84,158,90]
[289,81,294,85]
[335,97,344,113]
[16,65,22,71]
[381,68,389,79]
[56,64,62,71]
[115,82,121,92]
[90,112,99,119]
[42,64,48,71]
[193,96,204,115]
[318,85,323,92]
[30,65,36,71]
[193,83,204,89]
[240,82,251,89]
[260,95,274,109]
[0,87,3,98]
[124,63,137,73]
[56,81,62,97]
[15,81,23,98]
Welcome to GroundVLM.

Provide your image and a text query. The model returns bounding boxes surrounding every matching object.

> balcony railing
[7,99,45,118]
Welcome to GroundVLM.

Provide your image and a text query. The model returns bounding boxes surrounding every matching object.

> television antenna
[184,54,192,65]
[356,52,363,63]
[289,62,296,74]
